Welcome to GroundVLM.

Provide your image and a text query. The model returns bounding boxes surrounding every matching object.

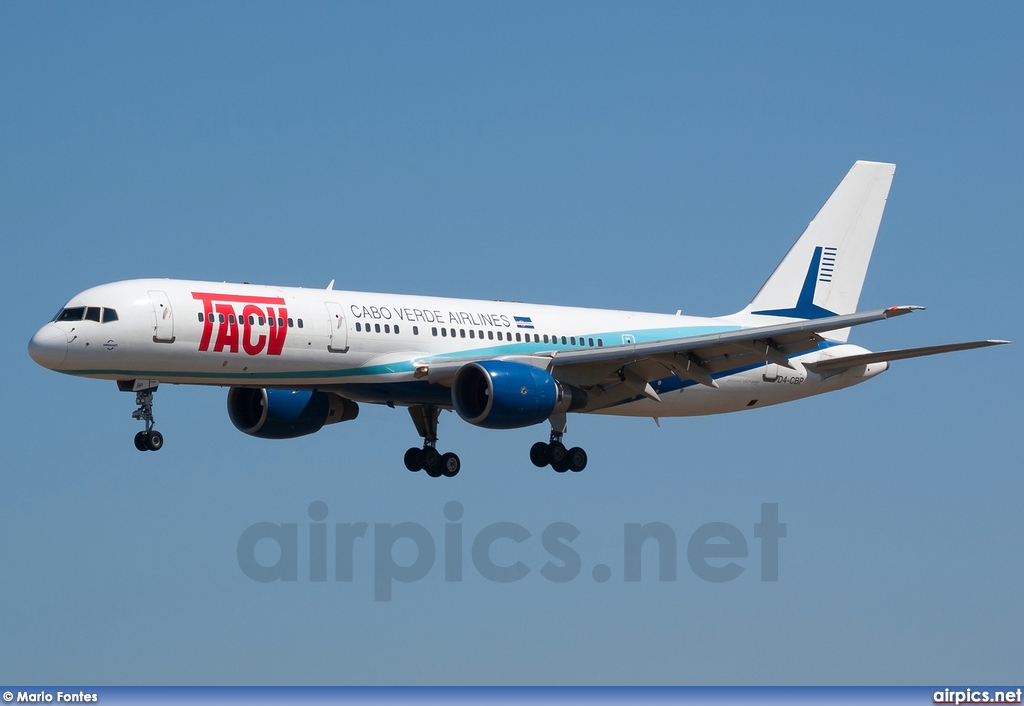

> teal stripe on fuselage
[61,324,742,382]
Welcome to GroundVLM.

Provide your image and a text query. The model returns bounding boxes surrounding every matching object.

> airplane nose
[28,325,68,369]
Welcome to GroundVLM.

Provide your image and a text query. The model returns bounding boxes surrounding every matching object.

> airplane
[28,161,1008,477]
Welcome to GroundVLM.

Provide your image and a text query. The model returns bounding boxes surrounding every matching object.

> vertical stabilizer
[733,161,896,342]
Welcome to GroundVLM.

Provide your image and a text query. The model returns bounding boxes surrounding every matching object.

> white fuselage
[29,278,886,418]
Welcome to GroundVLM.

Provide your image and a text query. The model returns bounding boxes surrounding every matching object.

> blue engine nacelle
[227,388,359,439]
[452,360,587,430]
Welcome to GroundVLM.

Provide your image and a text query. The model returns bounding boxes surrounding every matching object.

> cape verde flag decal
[514,316,535,329]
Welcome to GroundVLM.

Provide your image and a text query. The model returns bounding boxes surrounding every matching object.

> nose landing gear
[121,380,164,452]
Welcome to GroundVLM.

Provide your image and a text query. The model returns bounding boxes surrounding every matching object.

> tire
[547,441,567,466]
[529,441,549,467]
[134,431,149,452]
[422,448,442,478]
[146,430,164,451]
[552,457,570,473]
[441,452,461,477]
[404,447,423,472]
[567,447,587,472]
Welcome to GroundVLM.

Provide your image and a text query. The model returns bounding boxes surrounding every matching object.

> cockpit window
[50,306,118,323]
[55,307,86,322]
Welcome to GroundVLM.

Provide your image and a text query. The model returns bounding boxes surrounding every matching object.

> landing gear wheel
[548,441,567,467]
[539,416,585,473]
[146,430,164,451]
[407,405,463,477]
[530,441,549,468]
[404,447,423,472]
[130,384,162,452]
[422,447,442,477]
[567,447,587,472]
[440,452,461,477]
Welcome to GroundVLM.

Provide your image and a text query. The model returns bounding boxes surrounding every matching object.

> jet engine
[227,388,359,439]
[452,360,587,429]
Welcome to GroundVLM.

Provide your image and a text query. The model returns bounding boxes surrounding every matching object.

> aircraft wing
[421,305,922,398]
[544,305,922,403]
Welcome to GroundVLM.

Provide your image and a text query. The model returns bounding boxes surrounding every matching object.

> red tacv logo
[193,292,289,356]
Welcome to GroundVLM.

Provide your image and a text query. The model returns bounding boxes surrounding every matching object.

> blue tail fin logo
[751,246,838,319]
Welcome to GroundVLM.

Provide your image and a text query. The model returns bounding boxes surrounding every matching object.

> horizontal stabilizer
[806,340,1010,373]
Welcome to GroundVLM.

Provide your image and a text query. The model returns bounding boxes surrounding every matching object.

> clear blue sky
[1,1,1021,685]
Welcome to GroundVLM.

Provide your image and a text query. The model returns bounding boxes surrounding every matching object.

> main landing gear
[403,405,460,478]
[399,408,588,476]
[124,381,164,452]
[530,414,587,473]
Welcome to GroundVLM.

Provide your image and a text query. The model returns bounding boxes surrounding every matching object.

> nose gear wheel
[127,382,165,452]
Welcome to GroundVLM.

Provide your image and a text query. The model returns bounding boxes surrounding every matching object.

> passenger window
[86,307,101,322]
[571,336,576,345]
[487,331,493,340]
[355,322,361,332]
[412,326,418,335]
[375,323,381,333]
[450,328,455,338]
[597,338,603,346]
[102,308,118,323]
[395,325,400,334]
[230,314,236,324]
[469,330,475,339]
[219,314,225,324]
[515,333,521,342]
[288,318,293,327]
[588,337,594,347]
[441,328,447,337]
[298,319,304,328]
[534,334,540,343]
[209,313,216,323]
[197,313,204,323]
[384,324,390,333]
[432,327,438,336]
[496,331,502,341]
[248,316,255,325]
[543,334,549,343]
[259,317,266,326]
[478,330,483,339]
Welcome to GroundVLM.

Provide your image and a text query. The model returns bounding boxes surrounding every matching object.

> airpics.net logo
[236,501,786,601]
